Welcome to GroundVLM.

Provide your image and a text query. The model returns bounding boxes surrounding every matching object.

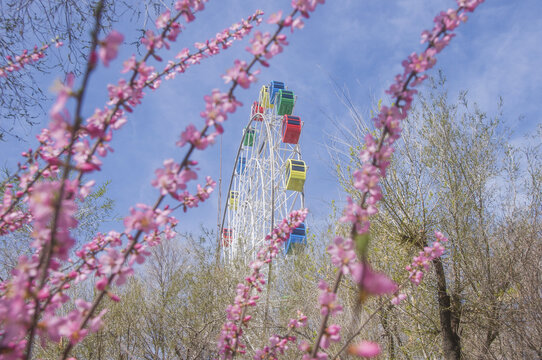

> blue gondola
[236,156,247,174]
[284,223,306,254]
[269,80,285,104]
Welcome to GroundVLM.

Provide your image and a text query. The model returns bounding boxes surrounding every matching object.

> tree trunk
[433,257,462,360]
[380,306,396,360]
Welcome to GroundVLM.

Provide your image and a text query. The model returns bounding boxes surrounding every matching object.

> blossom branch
[309,1,484,358]
[22,3,106,358]
[0,38,63,79]
[217,209,308,359]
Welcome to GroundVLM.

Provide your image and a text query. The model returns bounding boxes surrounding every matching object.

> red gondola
[222,228,233,247]
[251,101,264,121]
[281,115,302,144]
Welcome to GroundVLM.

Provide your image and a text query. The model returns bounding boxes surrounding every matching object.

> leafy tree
[329,76,542,359]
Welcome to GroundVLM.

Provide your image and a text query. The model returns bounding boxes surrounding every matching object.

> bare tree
[0,0,171,140]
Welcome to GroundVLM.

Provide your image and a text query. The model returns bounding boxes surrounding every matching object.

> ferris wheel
[220,81,308,263]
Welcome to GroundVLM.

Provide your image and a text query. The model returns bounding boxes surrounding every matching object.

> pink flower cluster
[291,0,326,18]
[406,231,448,285]
[200,88,242,136]
[0,184,31,235]
[327,237,397,296]
[174,0,207,23]
[223,59,259,89]
[254,311,307,359]
[319,324,341,350]
[28,180,78,260]
[351,263,397,298]
[245,1,323,67]
[0,39,62,78]
[98,31,124,67]
[217,209,308,359]
[164,10,263,82]
[317,280,343,317]
[297,280,343,360]
[141,0,208,53]
[327,236,357,274]
[151,159,197,197]
[176,176,216,212]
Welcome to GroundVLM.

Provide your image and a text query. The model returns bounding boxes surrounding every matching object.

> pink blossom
[267,11,283,24]
[0,41,56,78]
[122,55,137,73]
[318,280,343,316]
[176,124,215,149]
[99,30,124,67]
[327,236,356,274]
[291,16,305,31]
[151,159,193,196]
[123,204,157,234]
[288,310,308,329]
[339,197,370,234]
[254,334,297,359]
[391,293,407,305]
[155,9,171,29]
[29,180,78,260]
[141,29,166,51]
[95,276,108,291]
[291,0,325,18]
[167,22,183,41]
[246,31,271,56]
[349,341,381,358]
[222,59,258,89]
[351,263,397,296]
[320,324,341,349]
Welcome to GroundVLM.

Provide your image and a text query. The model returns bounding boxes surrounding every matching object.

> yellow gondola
[259,85,272,109]
[285,159,307,192]
[228,191,239,210]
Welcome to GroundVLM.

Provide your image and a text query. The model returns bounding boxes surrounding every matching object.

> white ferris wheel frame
[220,84,306,263]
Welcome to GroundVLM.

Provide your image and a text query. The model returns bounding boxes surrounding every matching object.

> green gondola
[243,127,256,146]
[277,90,295,115]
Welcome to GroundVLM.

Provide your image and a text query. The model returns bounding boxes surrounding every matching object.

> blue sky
[1,0,541,237]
